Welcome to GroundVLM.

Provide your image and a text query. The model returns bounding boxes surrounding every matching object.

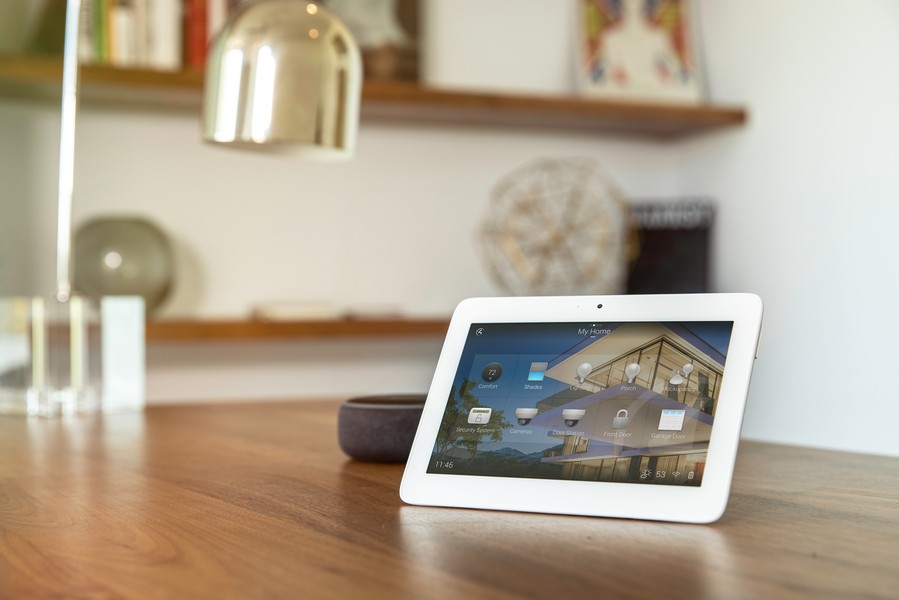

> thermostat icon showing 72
[468,407,492,424]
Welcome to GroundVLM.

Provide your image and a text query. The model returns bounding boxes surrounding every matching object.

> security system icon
[467,407,492,424]
[612,409,630,428]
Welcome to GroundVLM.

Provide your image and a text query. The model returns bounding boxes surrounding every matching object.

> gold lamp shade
[203,1,362,159]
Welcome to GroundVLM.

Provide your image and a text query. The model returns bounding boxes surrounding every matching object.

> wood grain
[0,55,746,138]
[1,401,896,599]
[145,317,450,342]
[361,79,746,138]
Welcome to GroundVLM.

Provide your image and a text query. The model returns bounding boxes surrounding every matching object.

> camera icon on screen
[562,409,586,427]
[515,407,539,426]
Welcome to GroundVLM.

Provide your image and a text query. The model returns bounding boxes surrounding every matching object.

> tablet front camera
[562,409,586,427]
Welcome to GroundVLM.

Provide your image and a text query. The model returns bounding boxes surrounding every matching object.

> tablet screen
[427,321,733,486]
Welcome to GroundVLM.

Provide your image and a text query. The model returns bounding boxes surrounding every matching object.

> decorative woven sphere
[479,158,630,296]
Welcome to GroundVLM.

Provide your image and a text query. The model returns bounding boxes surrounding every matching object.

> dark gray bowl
[337,394,426,463]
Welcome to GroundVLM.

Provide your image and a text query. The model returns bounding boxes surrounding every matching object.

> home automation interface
[428,321,733,486]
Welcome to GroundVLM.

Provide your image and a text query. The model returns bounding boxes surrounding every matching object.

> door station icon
[612,409,630,428]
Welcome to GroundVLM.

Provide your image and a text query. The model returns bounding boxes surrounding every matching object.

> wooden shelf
[0,55,746,139]
[145,317,450,342]
[361,81,746,138]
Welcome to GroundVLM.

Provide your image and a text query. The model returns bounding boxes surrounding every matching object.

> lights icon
[670,363,693,386]
[624,362,641,383]
[576,362,593,384]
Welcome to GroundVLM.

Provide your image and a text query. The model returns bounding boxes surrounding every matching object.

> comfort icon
[612,409,630,429]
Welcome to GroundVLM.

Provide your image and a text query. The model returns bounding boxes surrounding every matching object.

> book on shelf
[108,0,139,67]
[182,0,206,70]
[252,302,346,323]
[77,0,182,70]
[148,0,183,71]
[207,0,231,43]
[75,0,236,72]
[77,0,95,62]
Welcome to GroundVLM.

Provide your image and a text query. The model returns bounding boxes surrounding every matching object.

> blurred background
[0,0,897,456]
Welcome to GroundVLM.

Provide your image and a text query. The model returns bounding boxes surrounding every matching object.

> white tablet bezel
[400,293,763,524]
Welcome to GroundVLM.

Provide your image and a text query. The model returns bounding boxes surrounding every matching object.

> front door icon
[612,409,630,429]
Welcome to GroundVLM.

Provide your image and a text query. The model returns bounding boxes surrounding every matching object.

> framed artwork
[578,0,704,103]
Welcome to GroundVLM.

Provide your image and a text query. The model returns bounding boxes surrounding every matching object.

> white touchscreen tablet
[401,294,763,523]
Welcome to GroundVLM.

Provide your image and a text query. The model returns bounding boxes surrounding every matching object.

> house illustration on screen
[529,322,729,485]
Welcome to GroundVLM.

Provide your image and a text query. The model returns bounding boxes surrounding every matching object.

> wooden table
[1,401,896,599]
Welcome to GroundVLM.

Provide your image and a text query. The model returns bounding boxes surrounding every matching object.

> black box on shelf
[626,200,715,294]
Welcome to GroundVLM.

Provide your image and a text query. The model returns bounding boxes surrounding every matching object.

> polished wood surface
[0,56,746,138]
[361,79,746,138]
[1,401,896,599]
[145,317,449,342]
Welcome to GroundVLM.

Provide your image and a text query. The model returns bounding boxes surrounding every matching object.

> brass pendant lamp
[202,0,362,159]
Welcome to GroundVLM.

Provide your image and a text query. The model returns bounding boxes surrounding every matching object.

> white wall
[680,0,899,456]
[3,103,680,313]
[0,97,680,407]
[1,0,897,456]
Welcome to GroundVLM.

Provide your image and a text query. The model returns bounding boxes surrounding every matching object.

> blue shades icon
[528,362,548,382]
